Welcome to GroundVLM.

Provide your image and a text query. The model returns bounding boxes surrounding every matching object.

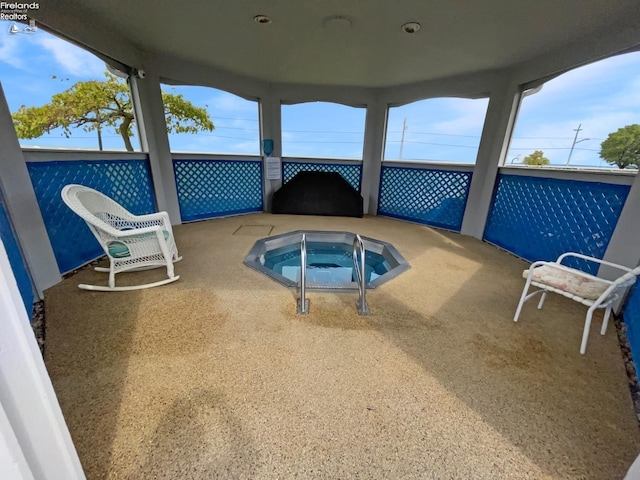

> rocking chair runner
[61,184,182,291]
[514,252,640,354]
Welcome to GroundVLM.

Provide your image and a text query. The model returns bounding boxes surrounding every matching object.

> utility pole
[566,123,583,165]
[399,117,407,160]
[95,110,103,151]
[97,124,103,151]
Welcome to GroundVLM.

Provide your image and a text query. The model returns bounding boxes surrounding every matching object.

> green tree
[522,150,550,166]
[599,124,640,169]
[12,73,214,152]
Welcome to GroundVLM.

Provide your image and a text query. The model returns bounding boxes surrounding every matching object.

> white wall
[0,402,34,480]
[602,172,640,277]
[0,237,85,479]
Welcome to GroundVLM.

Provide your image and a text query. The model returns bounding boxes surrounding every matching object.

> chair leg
[537,291,547,310]
[157,240,176,280]
[514,284,530,322]
[166,259,175,279]
[580,308,596,355]
[601,307,612,335]
[108,260,116,289]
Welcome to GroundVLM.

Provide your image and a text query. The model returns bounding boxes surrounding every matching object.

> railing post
[297,233,309,314]
[353,234,370,315]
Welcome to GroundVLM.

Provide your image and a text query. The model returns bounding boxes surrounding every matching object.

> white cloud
[427,99,489,136]
[230,140,260,154]
[388,97,489,140]
[34,35,104,77]
[522,52,640,113]
[210,92,257,113]
[0,32,26,69]
[281,131,297,141]
[510,51,640,166]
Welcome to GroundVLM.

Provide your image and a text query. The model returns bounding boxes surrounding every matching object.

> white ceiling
[36,0,640,88]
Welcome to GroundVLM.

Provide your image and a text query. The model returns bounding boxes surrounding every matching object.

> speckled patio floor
[44,213,640,479]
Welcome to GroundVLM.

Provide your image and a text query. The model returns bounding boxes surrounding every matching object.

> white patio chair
[514,252,640,354]
[61,184,181,291]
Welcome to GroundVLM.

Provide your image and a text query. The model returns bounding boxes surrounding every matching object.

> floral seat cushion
[522,265,609,301]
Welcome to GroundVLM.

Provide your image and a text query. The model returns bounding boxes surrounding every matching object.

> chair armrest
[116,225,166,238]
[132,211,171,223]
[111,209,170,224]
[113,211,172,233]
[131,211,173,230]
[556,252,632,274]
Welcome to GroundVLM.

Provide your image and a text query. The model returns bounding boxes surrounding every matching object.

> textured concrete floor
[44,214,640,479]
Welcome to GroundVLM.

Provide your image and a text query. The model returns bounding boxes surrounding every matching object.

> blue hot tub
[244,230,410,290]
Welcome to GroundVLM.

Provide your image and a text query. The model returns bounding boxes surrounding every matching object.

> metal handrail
[297,233,309,314]
[352,234,370,315]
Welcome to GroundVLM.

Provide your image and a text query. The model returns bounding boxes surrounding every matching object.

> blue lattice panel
[283,162,362,191]
[377,166,472,231]
[0,195,33,314]
[174,159,263,221]
[483,174,630,274]
[623,285,640,370]
[27,159,156,273]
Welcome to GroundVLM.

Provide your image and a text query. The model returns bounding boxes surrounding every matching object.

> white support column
[460,80,522,238]
[0,239,85,480]
[361,98,388,215]
[0,400,35,480]
[130,75,182,224]
[0,83,60,296]
[260,92,282,212]
[601,173,640,277]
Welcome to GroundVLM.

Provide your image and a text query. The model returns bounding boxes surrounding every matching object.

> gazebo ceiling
[36,0,640,88]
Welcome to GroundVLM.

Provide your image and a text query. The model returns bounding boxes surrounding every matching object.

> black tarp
[272,171,363,217]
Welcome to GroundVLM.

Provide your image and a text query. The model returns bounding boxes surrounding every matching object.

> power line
[195,116,609,142]
[282,129,364,134]
[212,126,259,132]
[510,146,599,152]
[387,140,478,149]
[189,133,258,140]
[30,132,602,152]
[175,131,602,151]
[211,116,258,122]
[28,117,605,150]
[388,130,480,138]
[281,140,364,144]
[515,135,602,140]
[209,116,590,140]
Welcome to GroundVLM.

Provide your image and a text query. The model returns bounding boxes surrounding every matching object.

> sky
[1,20,639,167]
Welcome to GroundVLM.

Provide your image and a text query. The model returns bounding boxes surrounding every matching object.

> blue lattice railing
[283,161,362,191]
[377,166,472,231]
[0,195,33,314]
[173,159,263,222]
[28,159,156,273]
[483,174,630,274]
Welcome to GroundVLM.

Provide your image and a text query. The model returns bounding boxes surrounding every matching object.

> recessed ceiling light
[254,15,272,25]
[323,15,353,29]
[401,22,421,34]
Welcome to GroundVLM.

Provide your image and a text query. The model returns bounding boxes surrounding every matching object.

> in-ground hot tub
[244,230,410,290]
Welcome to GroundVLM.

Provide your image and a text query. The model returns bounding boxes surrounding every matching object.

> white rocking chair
[61,184,181,291]
[514,252,640,354]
